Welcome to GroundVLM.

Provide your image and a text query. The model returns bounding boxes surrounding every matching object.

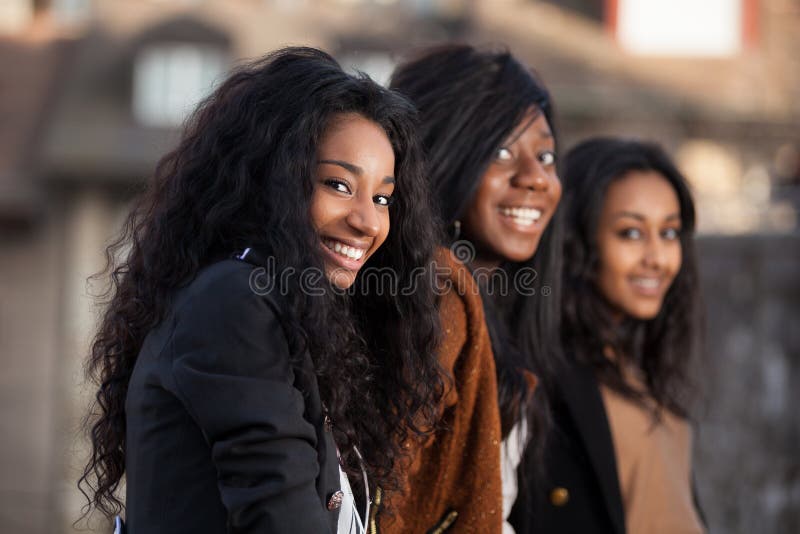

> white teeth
[632,278,659,288]
[323,239,366,261]
[500,206,542,223]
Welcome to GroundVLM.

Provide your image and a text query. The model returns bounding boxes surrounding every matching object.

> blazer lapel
[557,360,626,534]
[235,246,341,530]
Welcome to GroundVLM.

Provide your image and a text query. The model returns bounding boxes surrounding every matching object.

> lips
[497,205,544,230]
[628,276,665,296]
[320,236,370,271]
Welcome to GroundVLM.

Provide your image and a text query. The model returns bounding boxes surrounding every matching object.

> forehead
[603,170,680,219]
[317,113,395,168]
[507,108,552,143]
[320,113,386,148]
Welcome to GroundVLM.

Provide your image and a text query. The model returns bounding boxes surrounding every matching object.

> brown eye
[324,179,351,194]
[374,194,395,207]
[495,147,513,162]
[618,228,643,240]
[539,150,556,166]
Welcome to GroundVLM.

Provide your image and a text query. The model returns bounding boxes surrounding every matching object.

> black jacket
[510,357,625,534]
[124,257,340,533]
[510,356,705,534]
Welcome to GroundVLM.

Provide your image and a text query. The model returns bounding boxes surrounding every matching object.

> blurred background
[0,0,798,532]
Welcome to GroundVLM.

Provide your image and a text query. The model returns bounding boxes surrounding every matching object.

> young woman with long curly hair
[78,47,443,533]
[379,44,563,533]
[510,138,705,534]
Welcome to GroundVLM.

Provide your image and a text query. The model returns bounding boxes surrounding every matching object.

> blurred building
[0,1,797,532]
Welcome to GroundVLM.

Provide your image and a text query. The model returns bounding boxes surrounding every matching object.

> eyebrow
[505,124,553,147]
[319,159,361,175]
[318,159,395,183]
[614,211,681,222]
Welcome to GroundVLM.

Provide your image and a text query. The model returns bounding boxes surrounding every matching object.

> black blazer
[510,356,706,534]
[124,256,340,533]
[510,356,625,534]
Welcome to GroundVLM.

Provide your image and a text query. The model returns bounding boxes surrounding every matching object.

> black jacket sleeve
[166,270,332,533]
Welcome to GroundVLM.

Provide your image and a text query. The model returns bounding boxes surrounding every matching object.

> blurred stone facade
[694,234,800,534]
[0,1,797,532]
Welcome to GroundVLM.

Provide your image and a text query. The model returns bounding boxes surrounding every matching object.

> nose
[345,195,381,237]
[642,236,667,269]
[510,157,551,192]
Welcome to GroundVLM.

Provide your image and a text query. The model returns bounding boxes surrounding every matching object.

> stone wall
[694,234,800,534]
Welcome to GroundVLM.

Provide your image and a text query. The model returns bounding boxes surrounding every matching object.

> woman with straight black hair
[378,43,563,533]
[510,137,705,533]
[78,47,443,533]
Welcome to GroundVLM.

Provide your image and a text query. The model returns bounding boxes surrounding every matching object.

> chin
[625,302,664,321]
[499,244,539,264]
[329,273,356,290]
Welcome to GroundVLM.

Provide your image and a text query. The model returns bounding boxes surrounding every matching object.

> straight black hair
[391,43,563,439]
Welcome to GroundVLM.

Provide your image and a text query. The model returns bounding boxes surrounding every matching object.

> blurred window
[0,0,34,34]
[52,0,91,26]
[615,0,743,57]
[133,43,226,128]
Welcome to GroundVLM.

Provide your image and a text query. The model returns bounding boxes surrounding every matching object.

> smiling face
[310,113,396,289]
[461,109,561,269]
[595,170,683,320]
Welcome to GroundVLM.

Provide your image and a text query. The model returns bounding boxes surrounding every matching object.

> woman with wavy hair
[380,44,563,533]
[510,137,705,533]
[78,47,443,533]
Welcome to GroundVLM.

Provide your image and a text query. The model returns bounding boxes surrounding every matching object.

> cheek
[596,239,630,291]
[666,244,683,280]
[374,211,391,250]
[308,190,327,230]
[463,173,502,232]
[479,173,505,211]
[309,190,343,231]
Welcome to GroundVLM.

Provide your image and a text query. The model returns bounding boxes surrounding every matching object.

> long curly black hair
[79,47,443,519]
[390,44,562,439]
[560,137,700,418]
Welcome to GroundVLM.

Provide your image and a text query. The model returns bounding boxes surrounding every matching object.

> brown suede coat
[376,250,503,533]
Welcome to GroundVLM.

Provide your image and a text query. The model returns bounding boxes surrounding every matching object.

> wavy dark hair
[390,44,562,438]
[560,137,700,418]
[79,46,443,519]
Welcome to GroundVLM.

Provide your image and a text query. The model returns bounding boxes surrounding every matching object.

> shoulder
[433,247,495,397]
[434,247,477,295]
[433,247,490,354]
[167,259,297,389]
[182,259,270,301]
[166,260,289,356]
[177,259,283,319]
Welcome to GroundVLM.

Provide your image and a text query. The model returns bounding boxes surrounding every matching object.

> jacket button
[327,490,344,510]
[550,487,569,506]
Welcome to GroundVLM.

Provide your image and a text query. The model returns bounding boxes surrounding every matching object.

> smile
[322,238,367,261]
[629,276,664,296]
[498,206,542,227]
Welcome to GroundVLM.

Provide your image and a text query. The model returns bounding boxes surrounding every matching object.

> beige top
[600,369,705,534]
